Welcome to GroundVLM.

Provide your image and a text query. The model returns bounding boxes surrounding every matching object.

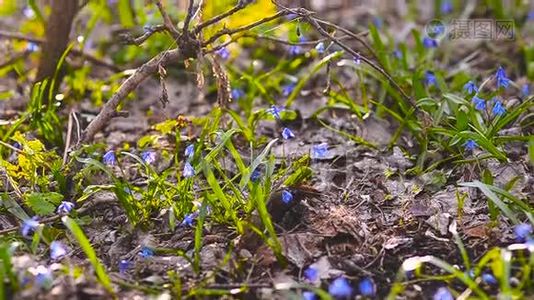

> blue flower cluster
[302,266,377,299]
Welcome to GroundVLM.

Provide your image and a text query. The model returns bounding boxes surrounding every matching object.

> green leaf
[62,216,114,294]
[25,192,64,216]
[460,181,519,224]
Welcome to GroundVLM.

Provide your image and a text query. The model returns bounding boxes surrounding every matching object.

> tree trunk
[35,0,78,96]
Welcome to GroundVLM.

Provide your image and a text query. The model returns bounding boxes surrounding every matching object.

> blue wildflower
[103,150,117,166]
[119,260,130,274]
[57,201,75,214]
[472,96,486,110]
[183,162,195,178]
[464,139,478,151]
[282,127,295,140]
[302,291,317,300]
[372,16,383,29]
[441,0,453,14]
[215,47,230,60]
[231,88,245,100]
[26,42,39,52]
[521,84,530,96]
[433,287,453,300]
[181,212,198,227]
[250,168,262,182]
[282,83,296,97]
[514,223,532,241]
[289,44,301,56]
[358,277,376,297]
[463,81,478,94]
[50,241,67,260]
[21,216,39,238]
[393,49,402,59]
[312,143,329,159]
[528,11,534,21]
[304,266,319,282]
[423,37,438,48]
[354,53,362,65]
[141,150,156,164]
[328,277,353,298]
[424,71,437,86]
[315,42,325,54]
[184,144,194,159]
[482,273,497,285]
[282,190,293,204]
[491,98,506,116]
[268,105,285,119]
[496,66,510,89]
[34,265,53,289]
[139,246,154,258]
[22,6,35,18]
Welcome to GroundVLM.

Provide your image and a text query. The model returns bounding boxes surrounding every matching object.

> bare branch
[81,49,180,143]
[155,0,180,39]
[306,16,414,106]
[0,30,42,43]
[182,0,196,33]
[194,4,246,34]
[202,10,288,46]
[120,25,166,45]
[0,51,30,69]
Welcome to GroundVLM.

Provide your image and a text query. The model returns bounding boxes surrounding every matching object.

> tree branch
[202,10,288,46]
[155,0,180,39]
[182,0,197,33]
[80,49,181,143]
[194,4,246,34]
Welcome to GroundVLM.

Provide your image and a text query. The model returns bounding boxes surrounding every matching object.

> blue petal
[282,127,296,140]
[183,162,195,178]
[433,287,453,300]
[304,266,318,282]
[282,190,293,204]
[328,277,353,298]
[184,144,195,158]
[50,241,67,260]
[358,277,376,297]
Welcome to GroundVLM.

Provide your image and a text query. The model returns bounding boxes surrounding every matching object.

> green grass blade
[459,181,520,224]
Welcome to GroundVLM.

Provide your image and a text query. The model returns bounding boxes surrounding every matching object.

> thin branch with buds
[202,10,288,46]
[121,25,167,45]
